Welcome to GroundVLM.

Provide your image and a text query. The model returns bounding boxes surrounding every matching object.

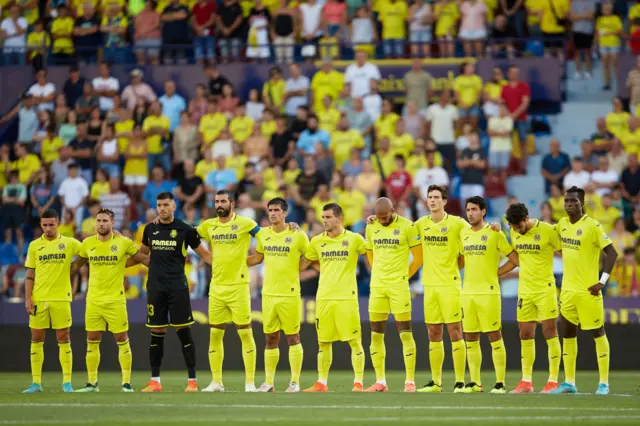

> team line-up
[21,184,616,395]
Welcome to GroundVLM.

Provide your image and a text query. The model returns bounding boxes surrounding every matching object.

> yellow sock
[491,339,506,385]
[562,337,577,384]
[547,337,561,383]
[594,335,610,385]
[30,341,44,385]
[349,338,365,384]
[399,331,416,383]
[289,343,303,384]
[58,342,73,384]
[238,328,256,385]
[451,339,466,383]
[521,339,534,382]
[264,348,279,386]
[86,340,101,385]
[117,340,132,385]
[466,340,482,385]
[318,342,332,383]
[429,340,444,386]
[209,328,225,384]
[370,332,386,382]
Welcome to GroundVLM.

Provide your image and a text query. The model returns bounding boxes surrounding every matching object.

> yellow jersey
[143,114,170,154]
[510,220,561,295]
[630,4,640,34]
[460,223,514,295]
[79,234,138,302]
[12,154,41,184]
[195,159,217,181]
[526,0,543,26]
[540,0,569,34]
[557,215,612,293]
[90,181,110,201]
[51,16,75,54]
[483,80,507,101]
[261,120,277,139]
[81,217,97,236]
[597,15,622,48]
[115,119,135,153]
[318,108,341,133]
[454,74,484,107]
[25,234,82,302]
[229,116,255,143]
[595,206,621,234]
[196,213,260,287]
[375,113,400,140]
[378,0,408,40]
[304,229,367,301]
[330,130,365,168]
[26,31,50,59]
[434,1,460,37]
[389,133,415,158]
[310,70,344,112]
[41,137,64,164]
[199,112,227,144]
[310,197,339,220]
[371,150,397,177]
[263,79,286,113]
[365,214,420,287]
[225,154,248,180]
[255,226,309,297]
[605,111,629,138]
[337,189,367,228]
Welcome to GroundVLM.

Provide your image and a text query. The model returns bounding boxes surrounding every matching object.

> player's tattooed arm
[589,244,618,296]
[498,251,520,277]
[70,257,88,276]
[247,253,264,267]
[24,268,35,315]
[408,245,423,278]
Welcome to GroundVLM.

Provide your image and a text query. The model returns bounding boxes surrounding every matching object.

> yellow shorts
[517,290,558,323]
[262,295,301,335]
[560,290,604,330]
[29,301,72,330]
[369,284,411,322]
[209,284,251,325]
[316,300,361,343]
[424,286,462,324]
[461,293,501,333]
[86,300,129,334]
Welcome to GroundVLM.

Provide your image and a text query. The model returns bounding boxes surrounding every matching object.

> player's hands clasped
[588,283,604,296]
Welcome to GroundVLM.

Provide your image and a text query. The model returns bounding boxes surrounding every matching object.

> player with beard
[140,192,212,393]
[72,209,150,393]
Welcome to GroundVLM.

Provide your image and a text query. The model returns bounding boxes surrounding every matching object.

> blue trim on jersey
[249,226,261,237]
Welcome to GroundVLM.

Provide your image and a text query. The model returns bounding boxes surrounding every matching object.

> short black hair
[41,209,59,220]
[465,196,487,213]
[565,186,585,204]
[97,208,115,219]
[394,154,405,165]
[572,156,583,162]
[216,189,235,202]
[267,197,288,212]
[323,203,343,217]
[427,185,448,200]
[505,203,529,225]
[156,191,175,201]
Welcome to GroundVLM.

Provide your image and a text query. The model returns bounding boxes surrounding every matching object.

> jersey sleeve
[355,234,367,255]
[186,227,202,250]
[305,239,319,261]
[244,217,260,237]
[497,231,514,257]
[548,224,562,251]
[125,237,139,256]
[365,225,373,251]
[142,224,151,246]
[78,240,88,258]
[255,233,264,254]
[298,232,310,256]
[407,223,421,248]
[592,221,613,250]
[196,221,209,241]
[25,243,36,269]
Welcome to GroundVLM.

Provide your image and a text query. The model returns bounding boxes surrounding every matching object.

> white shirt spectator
[345,62,381,98]
[57,176,89,208]
[363,92,382,121]
[1,17,28,50]
[414,166,450,201]
[211,138,233,159]
[99,191,131,229]
[92,76,120,111]
[488,115,514,152]
[247,102,265,121]
[590,169,619,197]
[300,2,323,38]
[27,82,56,111]
[563,170,591,191]
[284,75,310,116]
[425,103,459,144]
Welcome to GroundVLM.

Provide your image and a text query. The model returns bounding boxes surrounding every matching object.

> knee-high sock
[58,342,73,384]
[30,341,44,385]
[491,339,507,384]
[466,340,482,385]
[177,328,197,380]
[264,348,280,386]
[594,335,610,385]
[149,332,165,378]
[238,328,256,385]
[451,339,466,383]
[521,339,535,382]
[208,328,224,383]
[370,332,386,383]
[400,331,416,383]
[562,337,577,384]
[348,339,365,384]
[289,343,303,384]
[117,340,132,385]
[318,342,332,383]
[86,340,101,385]
[429,340,444,386]
[547,337,561,383]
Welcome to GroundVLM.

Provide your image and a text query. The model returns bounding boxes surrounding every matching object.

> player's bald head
[375,198,395,226]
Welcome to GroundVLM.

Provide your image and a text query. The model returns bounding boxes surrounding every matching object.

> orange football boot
[365,383,389,392]
[303,381,329,392]
[185,379,198,392]
[352,382,364,392]
[541,381,559,394]
[510,381,534,394]
[404,382,417,392]
[141,380,163,393]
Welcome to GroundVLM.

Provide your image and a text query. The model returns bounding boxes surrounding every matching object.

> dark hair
[216,189,235,202]
[308,113,318,121]
[624,247,636,256]
[323,203,343,217]
[505,203,529,225]
[427,185,448,200]
[565,186,586,204]
[8,170,19,179]
[41,209,59,220]
[394,154,406,165]
[267,197,288,212]
[572,156,583,162]
[97,208,115,219]
[156,191,175,201]
[465,196,487,213]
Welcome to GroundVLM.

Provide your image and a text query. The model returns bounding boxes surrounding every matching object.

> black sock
[177,328,197,380]
[150,332,166,378]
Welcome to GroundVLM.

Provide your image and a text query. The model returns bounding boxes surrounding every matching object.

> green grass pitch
[1,371,639,425]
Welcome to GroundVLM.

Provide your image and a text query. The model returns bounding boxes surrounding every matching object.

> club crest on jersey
[231,224,239,232]
[58,243,65,251]
[534,234,541,241]
[110,244,118,252]
[170,229,178,238]
[393,229,400,236]
[441,226,448,234]
[342,240,349,247]
[576,229,582,237]
[481,235,488,242]
[285,237,293,244]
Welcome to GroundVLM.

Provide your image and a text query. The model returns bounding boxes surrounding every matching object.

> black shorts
[3,205,24,229]
[573,32,594,50]
[543,32,566,49]
[146,286,194,328]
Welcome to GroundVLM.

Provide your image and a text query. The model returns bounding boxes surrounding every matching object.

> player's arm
[408,245,423,278]
[24,267,35,315]
[590,244,618,296]
[126,250,150,268]
[498,250,520,276]
[457,255,464,270]
[138,244,150,255]
[247,253,264,267]
[365,250,373,267]
[70,256,88,276]
[299,257,313,271]
[193,244,212,265]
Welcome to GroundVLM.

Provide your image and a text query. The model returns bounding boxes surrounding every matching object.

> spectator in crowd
[2,171,27,252]
[434,0,459,58]
[294,155,327,207]
[205,64,232,98]
[69,122,94,184]
[142,166,175,212]
[621,154,640,206]
[590,156,619,197]
[570,0,596,80]
[143,101,171,172]
[30,168,55,232]
[386,154,412,206]
[205,156,237,209]
[482,67,506,117]
[284,64,310,121]
[626,56,640,115]
[246,0,272,60]
[403,101,426,139]
[173,111,200,170]
[122,124,149,203]
[590,117,614,155]
[90,168,110,202]
[263,66,286,114]
[271,0,297,64]
[58,163,90,230]
[486,13,516,59]
[580,139,599,172]
[230,103,254,143]
[425,89,458,172]
[62,66,86,109]
[135,0,162,65]
[270,114,294,166]
[192,0,217,65]
[540,0,568,61]
[413,145,450,215]
[93,63,120,113]
[27,68,56,111]
[0,95,38,146]
[189,83,209,124]
[378,0,408,59]
[217,0,244,61]
[99,177,131,230]
[459,0,488,58]
[345,50,381,99]
[606,96,629,139]
[161,0,190,63]
[403,59,432,114]
[75,82,99,122]
[122,69,158,111]
[501,65,530,171]
[26,20,50,70]
[244,123,269,162]
[487,102,513,181]
[101,2,129,64]
[331,114,365,169]
[296,114,330,157]
[1,4,28,65]
[299,0,323,59]
[458,130,486,208]
[51,5,74,64]
[350,5,377,56]
[97,124,120,178]
[50,145,73,192]
[596,1,623,91]
[175,159,204,217]
[159,80,187,132]
[607,138,628,175]
[501,0,527,37]
[338,174,367,233]
[310,59,344,112]
[408,0,432,58]
[612,248,639,297]
[454,61,483,129]
[563,157,591,191]
[41,124,64,165]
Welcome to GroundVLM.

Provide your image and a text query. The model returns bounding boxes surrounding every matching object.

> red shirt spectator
[192,0,217,34]
[386,155,413,203]
[501,66,531,122]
